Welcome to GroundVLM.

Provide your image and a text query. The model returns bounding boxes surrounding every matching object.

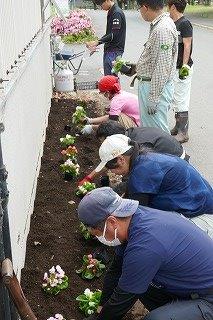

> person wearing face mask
[77,187,213,320]
[94,134,213,238]
[81,76,140,135]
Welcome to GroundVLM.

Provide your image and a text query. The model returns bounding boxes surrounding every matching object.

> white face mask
[96,222,121,247]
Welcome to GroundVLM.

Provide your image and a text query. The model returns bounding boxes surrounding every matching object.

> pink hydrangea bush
[51,10,96,43]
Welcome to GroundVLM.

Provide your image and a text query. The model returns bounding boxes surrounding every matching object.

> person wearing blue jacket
[78,187,213,320]
[94,134,213,237]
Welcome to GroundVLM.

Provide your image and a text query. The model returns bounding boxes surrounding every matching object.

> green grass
[185,4,213,18]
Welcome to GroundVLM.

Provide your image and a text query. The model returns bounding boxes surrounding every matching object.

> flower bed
[21,97,141,319]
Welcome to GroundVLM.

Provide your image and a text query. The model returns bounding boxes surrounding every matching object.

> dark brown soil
[21,98,107,320]
[21,97,147,320]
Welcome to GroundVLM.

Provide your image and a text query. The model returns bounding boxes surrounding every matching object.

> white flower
[60,138,64,142]
[49,266,55,274]
[87,264,94,269]
[43,272,48,280]
[42,283,47,288]
[84,288,93,299]
[87,309,94,315]
[76,106,83,111]
[47,317,55,320]
[55,314,64,320]
[65,134,71,139]
[88,301,95,307]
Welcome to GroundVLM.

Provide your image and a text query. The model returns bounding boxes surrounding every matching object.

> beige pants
[118,113,138,130]
[190,214,213,238]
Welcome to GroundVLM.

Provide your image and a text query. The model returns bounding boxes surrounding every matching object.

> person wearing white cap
[95,134,213,237]
[77,187,213,320]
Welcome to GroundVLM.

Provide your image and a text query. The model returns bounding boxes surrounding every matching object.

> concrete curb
[191,22,213,30]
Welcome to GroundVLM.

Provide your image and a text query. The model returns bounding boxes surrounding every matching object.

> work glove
[82,117,93,125]
[147,101,158,115]
[120,63,136,77]
[78,175,93,186]
[179,64,191,80]
[81,124,93,135]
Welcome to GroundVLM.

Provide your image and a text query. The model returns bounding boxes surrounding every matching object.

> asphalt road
[77,10,213,183]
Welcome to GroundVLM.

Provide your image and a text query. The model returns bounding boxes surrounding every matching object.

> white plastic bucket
[54,68,74,92]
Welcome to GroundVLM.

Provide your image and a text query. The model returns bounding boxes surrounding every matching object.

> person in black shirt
[78,120,189,186]
[168,0,193,143]
[86,0,126,75]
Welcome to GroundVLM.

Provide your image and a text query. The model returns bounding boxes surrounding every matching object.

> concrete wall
[0,1,52,277]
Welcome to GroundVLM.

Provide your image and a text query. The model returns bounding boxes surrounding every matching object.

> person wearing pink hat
[81,75,140,135]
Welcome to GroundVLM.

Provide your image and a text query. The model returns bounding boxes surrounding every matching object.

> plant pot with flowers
[76,181,96,198]
[60,158,80,181]
[76,254,105,280]
[76,288,102,317]
[51,10,97,55]
[61,145,78,161]
[42,265,69,295]
[60,134,76,148]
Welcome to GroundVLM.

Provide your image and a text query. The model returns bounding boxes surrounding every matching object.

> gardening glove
[81,124,93,135]
[179,64,191,80]
[120,63,136,77]
[78,175,92,186]
[82,117,93,125]
[147,101,158,115]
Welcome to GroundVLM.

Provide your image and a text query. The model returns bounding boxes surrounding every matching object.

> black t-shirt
[175,16,193,68]
[126,127,183,157]
[104,4,126,52]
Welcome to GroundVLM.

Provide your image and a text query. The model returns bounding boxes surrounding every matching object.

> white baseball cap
[95,134,131,172]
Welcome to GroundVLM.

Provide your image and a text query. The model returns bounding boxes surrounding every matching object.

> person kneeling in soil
[81,75,140,135]
[78,120,189,186]
[78,187,213,320]
[94,134,213,237]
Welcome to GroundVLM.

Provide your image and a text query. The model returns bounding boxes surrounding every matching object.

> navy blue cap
[77,187,139,228]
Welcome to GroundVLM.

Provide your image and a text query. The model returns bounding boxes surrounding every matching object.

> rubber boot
[175,111,189,143]
[170,112,180,136]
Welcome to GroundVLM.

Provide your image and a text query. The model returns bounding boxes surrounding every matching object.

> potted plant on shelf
[42,265,69,295]
[60,159,80,180]
[51,9,97,54]
[76,288,102,317]
[76,254,105,280]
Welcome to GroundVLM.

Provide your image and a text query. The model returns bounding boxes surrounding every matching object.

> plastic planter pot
[64,173,73,181]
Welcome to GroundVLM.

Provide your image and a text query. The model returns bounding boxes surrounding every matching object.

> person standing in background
[168,0,193,143]
[86,0,126,75]
[134,0,178,134]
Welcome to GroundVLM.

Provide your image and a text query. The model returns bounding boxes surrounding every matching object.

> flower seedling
[76,288,102,316]
[61,145,78,160]
[76,254,105,280]
[79,222,92,240]
[60,134,76,148]
[42,265,69,295]
[72,106,87,127]
[76,182,96,197]
[60,159,80,179]
[47,314,66,320]
[111,56,129,74]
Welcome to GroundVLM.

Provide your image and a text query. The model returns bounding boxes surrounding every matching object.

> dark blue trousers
[140,286,213,320]
[103,50,123,75]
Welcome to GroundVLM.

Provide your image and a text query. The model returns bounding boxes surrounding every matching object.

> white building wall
[0,1,52,277]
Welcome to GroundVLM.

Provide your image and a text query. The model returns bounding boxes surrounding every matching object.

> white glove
[81,125,93,135]
[84,117,93,124]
